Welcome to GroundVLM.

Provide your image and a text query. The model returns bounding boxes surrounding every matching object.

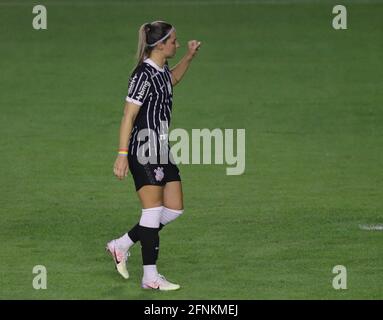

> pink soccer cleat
[106,240,130,279]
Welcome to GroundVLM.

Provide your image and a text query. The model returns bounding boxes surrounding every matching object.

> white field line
[359,224,383,231]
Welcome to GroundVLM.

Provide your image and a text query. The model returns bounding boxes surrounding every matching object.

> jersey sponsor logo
[154,167,164,182]
[128,74,138,95]
[136,80,151,101]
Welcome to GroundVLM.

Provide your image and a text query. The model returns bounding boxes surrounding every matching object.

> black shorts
[128,155,181,191]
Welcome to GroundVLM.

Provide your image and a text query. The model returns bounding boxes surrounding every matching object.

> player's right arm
[113,101,140,180]
[114,68,150,180]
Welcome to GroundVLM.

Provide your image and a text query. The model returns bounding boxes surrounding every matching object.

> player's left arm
[170,40,201,87]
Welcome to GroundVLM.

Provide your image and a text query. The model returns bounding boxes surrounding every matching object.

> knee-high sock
[160,207,184,227]
[138,206,162,266]
[127,207,184,243]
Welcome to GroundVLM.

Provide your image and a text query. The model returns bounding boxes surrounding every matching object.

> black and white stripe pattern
[126,58,173,159]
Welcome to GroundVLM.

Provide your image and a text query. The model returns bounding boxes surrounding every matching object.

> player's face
[162,31,179,58]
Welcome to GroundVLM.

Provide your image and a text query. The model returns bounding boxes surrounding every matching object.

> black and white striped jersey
[126,58,173,161]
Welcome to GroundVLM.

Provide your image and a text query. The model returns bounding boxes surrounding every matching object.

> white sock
[143,264,159,282]
[160,207,184,226]
[115,233,135,251]
[139,206,162,228]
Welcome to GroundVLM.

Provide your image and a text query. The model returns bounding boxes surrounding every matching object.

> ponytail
[136,23,150,67]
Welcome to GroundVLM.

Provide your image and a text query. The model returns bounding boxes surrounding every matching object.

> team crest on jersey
[154,167,164,182]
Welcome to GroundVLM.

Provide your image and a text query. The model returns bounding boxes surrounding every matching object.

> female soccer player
[107,21,201,291]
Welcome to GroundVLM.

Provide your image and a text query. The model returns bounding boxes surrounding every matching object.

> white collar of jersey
[144,58,165,72]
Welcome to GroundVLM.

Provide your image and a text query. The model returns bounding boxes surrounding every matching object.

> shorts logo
[154,167,164,182]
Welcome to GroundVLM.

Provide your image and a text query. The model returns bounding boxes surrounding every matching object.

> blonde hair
[135,21,173,67]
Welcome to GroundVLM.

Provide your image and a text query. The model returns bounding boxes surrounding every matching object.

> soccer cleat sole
[141,283,181,291]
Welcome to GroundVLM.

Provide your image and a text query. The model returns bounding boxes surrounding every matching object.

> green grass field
[1,0,382,299]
